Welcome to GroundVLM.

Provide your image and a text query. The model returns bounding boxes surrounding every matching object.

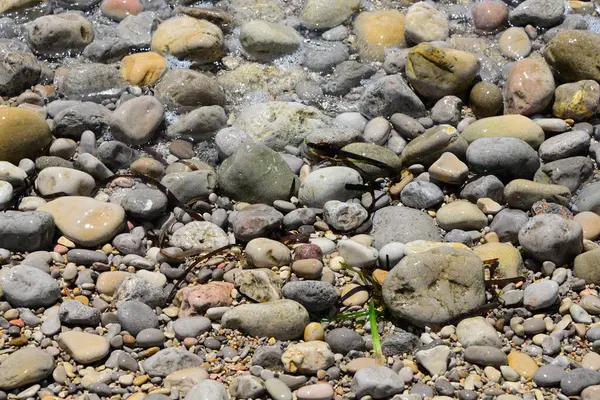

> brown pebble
[170,139,195,159]
[9,336,28,346]
[122,334,136,347]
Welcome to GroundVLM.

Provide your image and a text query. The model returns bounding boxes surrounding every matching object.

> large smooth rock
[57,63,127,101]
[233,102,327,151]
[0,347,54,390]
[0,211,54,251]
[240,20,301,60]
[26,12,94,56]
[218,143,298,205]
[553,80,600,121]
[544,30,600,82]
[370,206,440,249]
[58,331,110,364]
[504,179,570,209]
[154,68,225,113]
[221,300,309,340]
[38,197,126,247]
[461,115,545,149]
[404,2,448,45]
[1,265,60,308]
[0,107,52,164]
[382,247,485,327]
[466,137,540,179]
[35,167,96,197]
[504,57,555,116]
[406,43,479,101]
[110,95,164,145]
[574,248,600,284]
[298,166,362,208]
[534,156,594,193]
[518,214,583,265]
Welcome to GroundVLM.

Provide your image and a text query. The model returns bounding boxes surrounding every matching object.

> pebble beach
[1,0,600,400]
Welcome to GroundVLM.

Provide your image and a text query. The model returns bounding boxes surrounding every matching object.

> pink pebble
[100,0,143,21]
[471,1,508,31]
[54,244,69,254]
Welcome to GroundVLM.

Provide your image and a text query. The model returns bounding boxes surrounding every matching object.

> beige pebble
[574,211,600,240]
[499,27,531,60]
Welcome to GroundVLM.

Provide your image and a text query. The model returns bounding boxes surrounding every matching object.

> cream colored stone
[499,27,531,60]
[282,341,335,374]
[403,240,469,255]
[574,211,600,240]
[151,16,223,63]
[428,152,468,184]
[35,167,95,197]
[96,271,130,295]
[404,2,448,45]
[477,198,503,215]
[38,197,126,247]
[58,332,109,364]
[436,200,488,231]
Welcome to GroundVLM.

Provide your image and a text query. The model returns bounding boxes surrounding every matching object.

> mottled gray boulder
[518,214,583,265]
[323,60,377,96]
[382,247,485,327]
[233,102,327,151]
[218,143,298,205]
[351,366,405,399]
[460,175,504,203]
[221,300,309,340]
[0,48,41,96]
[466,137,540,179]
[534,156,594,193]
[57,63,127,101]
[0,211,54,251]
[282,281,338,312]
[510,0,564,28]
[142,347,203,377]
[155,68,226,113]
[53,102,111,139]
[26,12,94,56]
[357,74,426,119]
[370,206,440,249]
[59,300,101,326]
[1,265,61,308]
[113,275,167,308]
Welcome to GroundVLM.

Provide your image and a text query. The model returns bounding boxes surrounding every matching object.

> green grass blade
[369,299,384,365]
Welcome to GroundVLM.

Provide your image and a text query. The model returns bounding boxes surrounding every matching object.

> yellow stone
[345,357,379,373]
[57,236,76,248]
[403,240,469,255]
[507,352,538,380]
[74,295,89,305]
[0,107,52,164]
[461,115,545,149]
[354,10,406,62]
[574,211,600,240]
[373,269,388,285]
[304,322,325,341]
[127,393,146,400]
[473,242,524,279]
[569,1,595,14]
[38,197,126,247]
[151,16,224,63]
[120,52,167,86]
[133,375,149,386]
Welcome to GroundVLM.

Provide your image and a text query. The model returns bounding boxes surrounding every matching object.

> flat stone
[143,347,203,377]
[0,347,54,390]
[58,331,110,364]
[351,366,404,399]
[38,197,125,247]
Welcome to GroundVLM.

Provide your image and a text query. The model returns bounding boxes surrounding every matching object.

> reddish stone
[504,58,555,116]
[101,0,143,21]
[178,281,234,317]
[471,1,508,31]
[293,244,323,261]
